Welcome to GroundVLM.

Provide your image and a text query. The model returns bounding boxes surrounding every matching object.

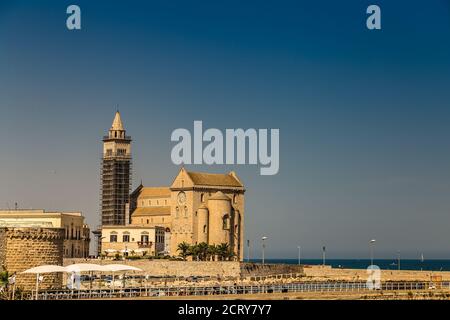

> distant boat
[421,253,424,263]
[390,262,397,266]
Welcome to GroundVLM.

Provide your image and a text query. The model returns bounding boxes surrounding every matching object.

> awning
[103,264,143,272]
[65,263,107,272]
[22,265,67,274]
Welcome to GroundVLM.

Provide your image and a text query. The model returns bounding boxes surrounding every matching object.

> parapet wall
[64,259,304,278]
[1,227,64,290]
[240,263,304,277]
[65,259,242,278]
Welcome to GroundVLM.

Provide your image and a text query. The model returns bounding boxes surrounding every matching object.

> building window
[233,194,238,204]
[110,234,118,242]
[184,206,188,217]
[200,193,205,203]
[146,219,149,224]
[222,214,229,230]
[141,232,149,243]
[123,234,130,242]
[203,225,207,233]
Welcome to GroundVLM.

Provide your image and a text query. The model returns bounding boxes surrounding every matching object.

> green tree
[207,244,217,261]
[177,242,191,261]
[216,243,231,261]
[197,242,209,261]
[188,244,200,261]
[0,269,9,300]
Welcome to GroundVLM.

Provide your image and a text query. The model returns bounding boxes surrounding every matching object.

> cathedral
[98,112,246,261]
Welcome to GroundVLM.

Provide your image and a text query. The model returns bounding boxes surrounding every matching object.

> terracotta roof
[132,206,171,217]
[138,187,171,198]
[186,171,243,187]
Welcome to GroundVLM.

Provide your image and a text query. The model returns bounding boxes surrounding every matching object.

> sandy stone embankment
[302,265,450,282]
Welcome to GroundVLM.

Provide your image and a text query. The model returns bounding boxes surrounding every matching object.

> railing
[24,281,450,300]
[103,135,132,141]
[137,241,153,248]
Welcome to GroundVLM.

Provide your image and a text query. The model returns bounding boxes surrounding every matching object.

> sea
[249,259,450,271]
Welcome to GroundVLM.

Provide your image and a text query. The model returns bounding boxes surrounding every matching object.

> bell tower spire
[109,111,126,139]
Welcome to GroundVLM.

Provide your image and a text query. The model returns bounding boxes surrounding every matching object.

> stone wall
[301,265,450,282]
[64,259,305,278]
[64,259,242,278]
[240,263,304,277]
[1,227,64,290]
[0,228,6,268]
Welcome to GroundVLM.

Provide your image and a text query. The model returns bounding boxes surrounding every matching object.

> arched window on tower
[200,193,205,203]
[203,225,207,233]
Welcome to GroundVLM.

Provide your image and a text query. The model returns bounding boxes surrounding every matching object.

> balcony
[137,241,153,249]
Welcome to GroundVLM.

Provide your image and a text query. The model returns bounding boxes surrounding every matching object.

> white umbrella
[103,264,143,293]
[103,264,143,272]
[65,264,107,293]
[22,265,67,300]
[22,265,67,274]
[104,249,117,253]
[65,264,106,272]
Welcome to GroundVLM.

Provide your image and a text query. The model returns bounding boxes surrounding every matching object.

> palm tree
[197,242,209,261]
[207,244,217,261]
[188,244,200,261]
[216,243,231,261]
[177,242,190,261]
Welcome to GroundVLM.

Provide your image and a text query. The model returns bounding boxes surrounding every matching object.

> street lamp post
[262,236,268,265]
[370,239,376,266]
[322,246,326,266]
[297,246,301,265]
[247,240,250,262]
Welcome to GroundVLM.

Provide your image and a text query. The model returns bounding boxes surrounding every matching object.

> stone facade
[101,225,166,256]
[128,168,245,260]
[0,227,64,290]
[0,209,90,258]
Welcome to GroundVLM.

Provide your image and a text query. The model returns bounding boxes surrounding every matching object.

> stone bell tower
[100,111,132,226]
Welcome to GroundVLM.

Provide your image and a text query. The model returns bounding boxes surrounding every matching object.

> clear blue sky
[1,1,450,259]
